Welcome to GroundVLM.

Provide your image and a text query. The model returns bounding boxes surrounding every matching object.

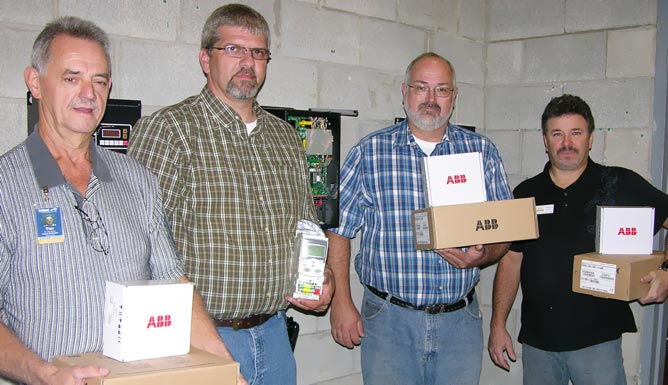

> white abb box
[103,279,193,362]
[595,206,655,255]
[421,152,486,207]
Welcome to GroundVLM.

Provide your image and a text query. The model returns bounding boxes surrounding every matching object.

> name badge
[35,207,64,244]
[536,204,554,215]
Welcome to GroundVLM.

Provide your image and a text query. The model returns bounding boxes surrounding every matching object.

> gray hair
[404,52,457,88]
[201,3,271,51]
[31,16,111,76]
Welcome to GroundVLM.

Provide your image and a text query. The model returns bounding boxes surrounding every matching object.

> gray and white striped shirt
[0,132,184,361]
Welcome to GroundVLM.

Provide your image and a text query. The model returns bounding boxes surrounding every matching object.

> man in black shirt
[488,94,668,385]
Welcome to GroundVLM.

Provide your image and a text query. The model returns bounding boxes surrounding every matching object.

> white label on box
[414,212,431,245]
[579,259,617,294]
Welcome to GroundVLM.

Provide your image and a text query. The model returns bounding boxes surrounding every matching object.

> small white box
[103,279,193,362]
[421,152,486,207]
[595,206,655,255]
[292,233,328,300]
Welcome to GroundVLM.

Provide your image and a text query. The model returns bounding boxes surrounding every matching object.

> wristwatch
[661,259,668,271]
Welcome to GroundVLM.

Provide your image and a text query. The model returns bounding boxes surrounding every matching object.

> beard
[226,69,259,100]
[404,102,451,132]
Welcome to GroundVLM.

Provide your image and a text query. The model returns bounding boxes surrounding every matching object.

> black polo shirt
[511,159,668,351]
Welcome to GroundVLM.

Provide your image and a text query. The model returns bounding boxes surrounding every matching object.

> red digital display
[101,128,121,139]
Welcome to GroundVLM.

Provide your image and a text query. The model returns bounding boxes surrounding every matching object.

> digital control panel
[96,123,131,152]
[27,92,141,154]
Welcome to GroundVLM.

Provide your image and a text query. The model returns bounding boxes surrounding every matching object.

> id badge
[35,206,64,244]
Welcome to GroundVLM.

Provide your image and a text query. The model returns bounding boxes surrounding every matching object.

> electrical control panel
[264,107,341,229]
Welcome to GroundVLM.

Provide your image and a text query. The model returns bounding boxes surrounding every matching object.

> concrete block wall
[484,1,659,385]
[0,1,660,385]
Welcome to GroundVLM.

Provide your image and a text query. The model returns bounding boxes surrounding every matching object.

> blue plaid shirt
[331,121,512,306]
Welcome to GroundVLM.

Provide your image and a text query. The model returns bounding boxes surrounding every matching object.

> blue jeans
[216,311,296,385]
[360,287,483,385]
[522,338,626,385]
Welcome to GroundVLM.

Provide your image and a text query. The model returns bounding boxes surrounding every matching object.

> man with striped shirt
[328,52,512,385]
[0,17,240,385]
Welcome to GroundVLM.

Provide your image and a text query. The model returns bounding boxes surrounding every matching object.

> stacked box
[103,279,193,362]
[53,348,238,385]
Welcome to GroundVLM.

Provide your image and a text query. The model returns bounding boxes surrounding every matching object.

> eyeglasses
[74,199,110,255]
[207,44,271,61]
[407,84,456,98]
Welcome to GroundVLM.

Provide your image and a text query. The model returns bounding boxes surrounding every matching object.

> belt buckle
[232,319,243,331]
[425,304,443,314]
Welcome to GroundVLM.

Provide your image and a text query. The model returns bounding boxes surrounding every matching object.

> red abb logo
[446,175,467,184]
[617,227,637,236]
[146,315,172,328]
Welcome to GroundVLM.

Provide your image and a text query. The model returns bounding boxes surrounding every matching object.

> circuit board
[286,115,336,207]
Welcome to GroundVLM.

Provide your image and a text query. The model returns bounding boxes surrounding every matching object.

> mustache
[557,146,578,154]
[234,68,256,80]
[70,100,98,110]
[418,102,441,112]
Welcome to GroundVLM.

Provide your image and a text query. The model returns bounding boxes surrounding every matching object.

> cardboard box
[572,251,664,301]
[412,197,539,249]
[103,280,193,362]
[596,206,654,254]
[53,348,239,385]
[421,152,486,207]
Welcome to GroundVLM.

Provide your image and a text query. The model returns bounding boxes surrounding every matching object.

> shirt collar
[200,86,265,129]
[26,130,112,189]
[542,157,596,189]
[394,120,449,148]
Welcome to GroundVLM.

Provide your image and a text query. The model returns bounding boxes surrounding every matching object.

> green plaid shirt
[129,87,316,319]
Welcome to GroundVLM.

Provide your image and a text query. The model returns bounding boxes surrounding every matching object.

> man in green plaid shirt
[129,4,334,385]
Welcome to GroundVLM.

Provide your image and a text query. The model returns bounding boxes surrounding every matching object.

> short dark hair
[541,94,595,135]
[201,3,270,51]
[32,16,111,76]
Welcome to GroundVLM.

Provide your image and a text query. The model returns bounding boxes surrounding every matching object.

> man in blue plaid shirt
[327,52,512,385]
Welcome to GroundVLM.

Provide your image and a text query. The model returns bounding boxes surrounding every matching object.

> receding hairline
[404,53,457,86]
[47,34,111,73]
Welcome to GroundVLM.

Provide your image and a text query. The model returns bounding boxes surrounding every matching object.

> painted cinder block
[432,33,485,85]
[524,33,606,83]
[488,0,563,41]
[607,28,656,79]
[58,0,178,41]
[566,0,657,32]
[360,19,426,73]
[487,41,523,86]
[566,78,652,129]
[397,0,458,34]
[115,40,202,106]
[324,0,396,22]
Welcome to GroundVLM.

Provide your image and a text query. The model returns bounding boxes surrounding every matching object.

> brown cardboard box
[572,251,664,301]
[412,197,538,250]
[53,348,239,385]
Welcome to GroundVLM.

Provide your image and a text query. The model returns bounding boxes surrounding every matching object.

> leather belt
[366,285,474,314]
[214,313,275,330]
